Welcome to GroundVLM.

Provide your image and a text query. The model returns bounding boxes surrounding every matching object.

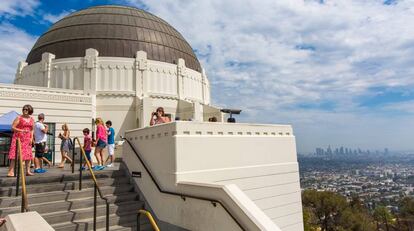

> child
[82,128,93,170]
[94,118,107,170]
[104,120,115,167]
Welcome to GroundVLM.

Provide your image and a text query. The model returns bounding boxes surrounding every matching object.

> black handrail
[70,138,75,174]
[121,136,246,231]
[72,137,110,231]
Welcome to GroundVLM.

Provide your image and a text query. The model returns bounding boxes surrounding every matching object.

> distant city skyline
[312,145,391,156]
[1,0,414,153]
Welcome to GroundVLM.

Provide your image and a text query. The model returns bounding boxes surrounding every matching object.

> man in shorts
[104,120,115,167]
[34,113,48,173]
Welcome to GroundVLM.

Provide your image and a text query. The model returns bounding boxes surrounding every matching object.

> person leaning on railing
[150,107,171,126]
[7,104,35,177]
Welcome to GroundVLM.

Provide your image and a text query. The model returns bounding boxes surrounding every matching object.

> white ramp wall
[174,122,304,231]
[124,121,303,231]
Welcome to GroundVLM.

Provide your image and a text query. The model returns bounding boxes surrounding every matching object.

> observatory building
[0,5,303,231]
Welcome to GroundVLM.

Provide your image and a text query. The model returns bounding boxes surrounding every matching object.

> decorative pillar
[135,51,148,97]
[135,51,148,128]
[177,58,186,100]
[201,68,206,104]
[14,61,27,84]
[140,97,153,127]
[193,102,203,122]
[40,52,55,87]
[202,68,211,105]
[83,48,99,94]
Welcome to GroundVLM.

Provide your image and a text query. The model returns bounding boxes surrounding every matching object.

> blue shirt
[107,127,115,144]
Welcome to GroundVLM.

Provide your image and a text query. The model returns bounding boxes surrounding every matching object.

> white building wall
[16,51,210,106]
[0,83,93,163]
[18,62,42,87]
[95,94,137,139]
[14,50,214,130]
[51,58,84,90]
[97,58,135,92]
[147,62,178,97]
[184,68,204,102]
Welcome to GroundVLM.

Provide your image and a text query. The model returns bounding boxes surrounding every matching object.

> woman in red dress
[7,105,35,177]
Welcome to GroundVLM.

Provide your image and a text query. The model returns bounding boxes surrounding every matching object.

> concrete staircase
[0,165,152,231]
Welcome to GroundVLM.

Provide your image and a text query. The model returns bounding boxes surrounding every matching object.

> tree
[399,197,414,230]
[303,190,347,230]
[340,207,375,231]
[373,206,393,231]
[303,207,317,231]
[303,190,376,231]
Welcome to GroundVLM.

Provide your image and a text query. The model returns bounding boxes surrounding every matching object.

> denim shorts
[85,150,92,161]
[97,139,107,149]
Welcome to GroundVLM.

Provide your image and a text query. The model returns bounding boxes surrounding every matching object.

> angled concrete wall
[124,121,303,230]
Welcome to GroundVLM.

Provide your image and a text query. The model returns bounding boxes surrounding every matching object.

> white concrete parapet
[124,121,303,230]
[0,212,54,231]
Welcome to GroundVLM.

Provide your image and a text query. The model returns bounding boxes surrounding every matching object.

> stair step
[0,184,134,209]
[0,176,130,196]
[0,191,139,216]
[96,222,153,231]
[52,211,138,231]
[0,165,155,231]
[0,168,125,187]
[43,200,143,225]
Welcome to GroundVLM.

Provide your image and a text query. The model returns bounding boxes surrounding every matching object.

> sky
[1,0,414,153]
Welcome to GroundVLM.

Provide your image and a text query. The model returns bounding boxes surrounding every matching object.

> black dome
[26,5,201,71]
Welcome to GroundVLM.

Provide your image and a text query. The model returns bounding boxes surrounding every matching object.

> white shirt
[34,121,47,143]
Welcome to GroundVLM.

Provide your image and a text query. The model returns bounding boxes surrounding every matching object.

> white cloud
[0,0,39,17]
[0,23,37,83]
[42,10,74,24]
[123,0,414,152]
[0,0,412,152]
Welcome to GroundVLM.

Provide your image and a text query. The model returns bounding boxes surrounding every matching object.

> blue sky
[1,0,414,153]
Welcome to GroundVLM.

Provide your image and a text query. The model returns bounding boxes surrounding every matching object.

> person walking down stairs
[104,120,115,167]
[34,113,49,174]
[81,128,94,170]
[58,123,73,168]
[94,118,107,170]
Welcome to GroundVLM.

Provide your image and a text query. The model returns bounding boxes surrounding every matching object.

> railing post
[106,200,109,231]
[71,138,75,174]
[15,139,20,197]
[94,184,97,231]
[21,190,25,213]
[137,212,141,231]
[79,146,82,191]
[13,144,17,176]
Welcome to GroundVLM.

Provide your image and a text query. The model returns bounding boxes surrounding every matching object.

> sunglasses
[23,108,29,111]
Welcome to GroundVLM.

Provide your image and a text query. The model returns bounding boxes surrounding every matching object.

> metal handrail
[121,136,246,231]
[72,137,110,231]
[137,209,160,231]
[15,138,28,212]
